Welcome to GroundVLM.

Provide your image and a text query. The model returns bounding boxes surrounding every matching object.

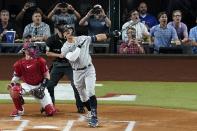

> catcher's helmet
[23,42,40,58]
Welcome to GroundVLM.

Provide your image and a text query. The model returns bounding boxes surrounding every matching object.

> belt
[73,64,91,71]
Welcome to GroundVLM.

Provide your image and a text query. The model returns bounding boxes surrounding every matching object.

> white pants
[21,83,53,108]
[73,65,96,102]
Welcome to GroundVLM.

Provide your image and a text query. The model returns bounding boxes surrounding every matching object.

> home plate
[33,125,58,129]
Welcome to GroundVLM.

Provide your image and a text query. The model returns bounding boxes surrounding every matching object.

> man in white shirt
[122,9,149,42]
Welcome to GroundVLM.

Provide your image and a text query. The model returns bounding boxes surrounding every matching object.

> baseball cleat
[10,108,24,117]
[88,116,99,128]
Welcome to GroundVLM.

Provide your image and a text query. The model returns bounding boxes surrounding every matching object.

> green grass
[1,81,197,110]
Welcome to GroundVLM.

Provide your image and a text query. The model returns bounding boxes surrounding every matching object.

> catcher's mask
[23,42,40,58]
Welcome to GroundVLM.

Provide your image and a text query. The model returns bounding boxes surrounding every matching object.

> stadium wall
[1,54,197,82]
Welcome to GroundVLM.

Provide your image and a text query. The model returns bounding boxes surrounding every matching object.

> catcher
[7,42,56,117]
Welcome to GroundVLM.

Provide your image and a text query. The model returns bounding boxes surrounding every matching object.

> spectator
[168,10,189,44]
[150,12,180,52]
[16,0,50,37]
[189,17,197,54]
[138,2,158,30]
[23,10,51,42]
[0,10,20,53]
[0,10,16,42]
[119,27,144,54]
[79,4,111,35]
[122,9,149,42]
[48,2,81,33]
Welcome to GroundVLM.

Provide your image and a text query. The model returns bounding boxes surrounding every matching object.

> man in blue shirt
[189,17,197,54]
[138,2,158,30]
[150,12,179,52]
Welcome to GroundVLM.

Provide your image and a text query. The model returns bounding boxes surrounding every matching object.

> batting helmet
[54,20,74,34]
[23,42,40,58]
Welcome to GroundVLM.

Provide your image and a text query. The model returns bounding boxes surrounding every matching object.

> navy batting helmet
[54,20,74,34]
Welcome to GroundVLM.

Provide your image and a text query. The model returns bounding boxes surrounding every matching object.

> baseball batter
[8,42,56,117]
[61,25,109,127]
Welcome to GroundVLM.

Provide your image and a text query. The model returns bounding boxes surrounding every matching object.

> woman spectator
[119,27,144,54]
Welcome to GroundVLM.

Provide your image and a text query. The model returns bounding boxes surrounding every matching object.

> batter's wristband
[91,35,97,42]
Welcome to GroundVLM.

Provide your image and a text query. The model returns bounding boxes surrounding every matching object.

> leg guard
[44,104,56,116]
[9,83,24,111]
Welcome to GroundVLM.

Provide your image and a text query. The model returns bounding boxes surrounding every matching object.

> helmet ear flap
[69,27,74,35]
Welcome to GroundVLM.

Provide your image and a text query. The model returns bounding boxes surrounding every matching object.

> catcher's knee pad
[9,83,24,110]
[10,83,22,98]
[44,104,56,116]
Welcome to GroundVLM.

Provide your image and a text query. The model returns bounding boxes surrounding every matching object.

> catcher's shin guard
[44,104,56,116]
[9,83,24,111]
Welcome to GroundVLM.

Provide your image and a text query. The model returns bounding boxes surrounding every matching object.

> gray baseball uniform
[61,36,96,102]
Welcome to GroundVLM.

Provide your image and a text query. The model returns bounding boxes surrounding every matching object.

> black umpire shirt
[46,34,70,66]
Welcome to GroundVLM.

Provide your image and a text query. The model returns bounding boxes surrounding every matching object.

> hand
[101,9,106,17]
[54,3,62,11]
[67,4,75,11]
[123,47,128,52]
[2,29,8,35]
[59,54,64,58]
[86,9,93,18]
[23,2,33,10]
[128,39,134,46]
[7,82,14,90]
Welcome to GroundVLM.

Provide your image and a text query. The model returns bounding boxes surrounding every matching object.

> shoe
[88,116,99,128]
[40,107,45,114]
[40,107,59,114]
[77,107,85,114]
[10,108,24,117]
[86,111,92,121]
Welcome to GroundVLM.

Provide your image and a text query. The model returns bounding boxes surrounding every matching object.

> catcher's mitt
[30,85,45,99]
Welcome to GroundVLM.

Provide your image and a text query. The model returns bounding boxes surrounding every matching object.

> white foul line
[63,120,75,131]
[16,120,29,131]
[125,121,136,131]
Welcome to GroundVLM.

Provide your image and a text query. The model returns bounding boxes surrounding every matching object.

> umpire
[45,21,85,113]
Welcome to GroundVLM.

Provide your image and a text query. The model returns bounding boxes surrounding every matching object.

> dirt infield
[1,104,197,131]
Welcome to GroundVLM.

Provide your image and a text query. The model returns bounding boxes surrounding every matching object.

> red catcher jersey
[13,57,49,85]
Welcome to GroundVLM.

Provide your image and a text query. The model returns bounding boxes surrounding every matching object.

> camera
[27,0,37,7]
[91,4,102,15]
[55,2,74,14]
[58,2,68,8]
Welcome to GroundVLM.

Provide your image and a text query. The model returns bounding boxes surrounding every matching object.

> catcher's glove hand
[30,85,45,99]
